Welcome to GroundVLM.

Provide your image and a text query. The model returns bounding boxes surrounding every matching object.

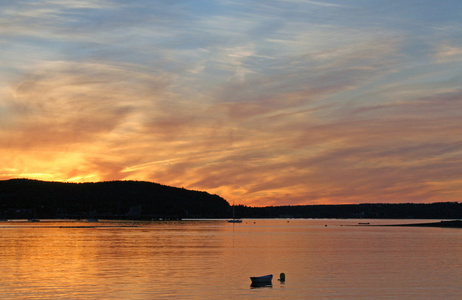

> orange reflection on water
[0,221,234,298]
[2,219,462,299]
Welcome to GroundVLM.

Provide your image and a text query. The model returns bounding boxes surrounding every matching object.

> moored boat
[228,219,242,223]
[250,274,273,285]
[228,202,242,223]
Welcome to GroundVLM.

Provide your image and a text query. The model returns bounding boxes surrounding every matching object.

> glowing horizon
[1,1,462,206]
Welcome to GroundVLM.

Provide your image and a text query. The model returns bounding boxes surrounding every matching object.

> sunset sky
[1,0,462,206]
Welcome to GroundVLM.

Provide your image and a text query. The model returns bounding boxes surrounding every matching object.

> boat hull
[250,274,273,285]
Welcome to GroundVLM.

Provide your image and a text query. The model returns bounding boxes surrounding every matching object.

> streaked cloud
[434,43,462,63]
[1,0,462,206]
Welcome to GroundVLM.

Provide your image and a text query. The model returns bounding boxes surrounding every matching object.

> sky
[1,0,462,206]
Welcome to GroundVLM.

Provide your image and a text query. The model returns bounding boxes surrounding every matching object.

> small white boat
[250,274,273,285]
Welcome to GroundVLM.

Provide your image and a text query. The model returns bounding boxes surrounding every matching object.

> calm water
[1,219,461,299]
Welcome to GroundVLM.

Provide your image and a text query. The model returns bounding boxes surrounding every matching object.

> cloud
[295,0,345,8]
[3,61,168,146]
[434,43,462,63]
[1,0,462,206]
[0,60,173,182]
[172,86,462,206]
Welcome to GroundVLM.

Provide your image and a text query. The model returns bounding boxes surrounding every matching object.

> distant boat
[228,219,242,223]
[87,218,98,222]
[228,202,242,223]
[250,274,273,286]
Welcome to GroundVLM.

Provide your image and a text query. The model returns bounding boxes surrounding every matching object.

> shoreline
[371,220,462,228]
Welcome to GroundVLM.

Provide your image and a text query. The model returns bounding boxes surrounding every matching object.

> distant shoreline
[370,220,462,228]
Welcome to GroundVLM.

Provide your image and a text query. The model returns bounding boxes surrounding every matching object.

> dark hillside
[0,179,230,219]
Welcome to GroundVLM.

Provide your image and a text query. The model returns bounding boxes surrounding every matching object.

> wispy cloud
[1,0,462,205]
[434,43,462,63]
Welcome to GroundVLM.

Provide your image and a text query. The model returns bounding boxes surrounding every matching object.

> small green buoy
[279,273,285,282]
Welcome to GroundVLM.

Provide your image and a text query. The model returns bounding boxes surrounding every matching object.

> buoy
[279,273,285,282]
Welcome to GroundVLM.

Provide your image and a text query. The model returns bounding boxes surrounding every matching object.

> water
[1,219,462,299]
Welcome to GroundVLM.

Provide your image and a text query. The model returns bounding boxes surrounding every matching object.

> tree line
[1,179,461,220]
[233,202,462,219]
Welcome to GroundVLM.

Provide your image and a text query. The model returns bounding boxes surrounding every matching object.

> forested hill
[2,179,461,220]
[0,179,230,219]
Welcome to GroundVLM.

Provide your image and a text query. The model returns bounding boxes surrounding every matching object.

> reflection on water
[1,219,462,299]
[250,283,273,289]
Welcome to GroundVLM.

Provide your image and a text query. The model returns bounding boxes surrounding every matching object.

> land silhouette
[1,179,461,220]
[0,179,228,219]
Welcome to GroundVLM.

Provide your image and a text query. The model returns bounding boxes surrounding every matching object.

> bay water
[1,219,461,299]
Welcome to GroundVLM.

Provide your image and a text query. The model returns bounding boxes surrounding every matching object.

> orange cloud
[2,1,462,207]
